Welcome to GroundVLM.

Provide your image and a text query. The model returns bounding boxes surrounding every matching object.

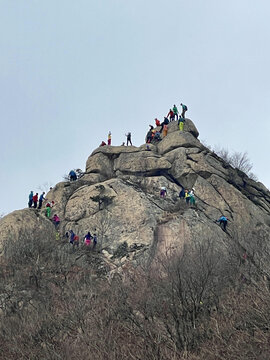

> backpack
[183,105,188,111]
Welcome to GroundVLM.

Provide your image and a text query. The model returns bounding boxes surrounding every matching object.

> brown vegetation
[0,231,269,360]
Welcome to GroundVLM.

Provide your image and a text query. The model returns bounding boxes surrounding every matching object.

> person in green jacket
[173,104,179,121]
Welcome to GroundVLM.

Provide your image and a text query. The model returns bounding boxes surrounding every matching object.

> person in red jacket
[32,193,38,208]
[155,118,161,127]
[167,109,174,122]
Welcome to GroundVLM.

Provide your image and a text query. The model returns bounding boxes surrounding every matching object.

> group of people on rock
[146,103,188,144]
[67,230,98,249]
[159,186,196,206]
[28,191,47,209]
[28,190,60,228]
[98,102,188,147]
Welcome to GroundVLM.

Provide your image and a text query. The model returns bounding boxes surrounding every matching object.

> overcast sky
[0,0,269,215]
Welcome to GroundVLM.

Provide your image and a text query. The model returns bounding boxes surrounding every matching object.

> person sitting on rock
[126,132,132,146]
[217,216,228,231]
[167,109,174,122]
[74,235,80,248]
[100,141,106,146]
[180,103,188,118]
[69,170,77,181]
[154,131,161,141]
[173,104,179,121]
[160,186,167,198]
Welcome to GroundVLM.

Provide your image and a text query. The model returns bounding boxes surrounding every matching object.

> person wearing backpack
[180,103,188,118]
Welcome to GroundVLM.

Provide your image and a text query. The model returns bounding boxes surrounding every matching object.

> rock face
[1,119,270,268]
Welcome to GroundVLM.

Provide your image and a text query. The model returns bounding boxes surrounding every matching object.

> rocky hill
[1,119,270,267]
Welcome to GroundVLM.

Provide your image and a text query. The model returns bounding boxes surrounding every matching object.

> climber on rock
[160,186,167,198]
[180,103,188,118]
[100,141,106,146]
[69,170,77,181]
[84,231,92,246]
[69,230,75,244]
[163,123,168,137]
[154,130,161,141]
[173,104,179,121]
[185,189,190,204]
[74,234,80,248]
[28,191,34,208]
[167,109,174,122]
[189,188,196,205]
[155,118,161,127]
[52,214,60,228]
[93,234,97,249]
[108,131,112,145]
[38,192,46,209]
[217,216,228,231]
[45,202,52,218]
[33,193,38,208]
[178,117,185,132]
[179,188,185,199]
[126,132,132,146]
[146,126,154,143]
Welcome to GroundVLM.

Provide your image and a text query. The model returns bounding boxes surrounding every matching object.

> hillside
[0,118,270,359]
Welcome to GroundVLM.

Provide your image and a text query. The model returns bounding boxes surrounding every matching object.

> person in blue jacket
[217,216,228,231]
[28,191,34,208]
[69,170,77,181]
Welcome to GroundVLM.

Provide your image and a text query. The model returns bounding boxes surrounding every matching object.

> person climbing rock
[180,103,188,118]
[69,170,77,181]
[55,231,60,241]
[217,216,228,231]
[167,109,174,122]
[163,123,168,137]
[69,230,75,244]
[160,186,167,198]
[38,192,46,209]
[179,188,185,199]
[155,118,161,127]
[33,193,38,208]
[100,141,106,146]
[74,235,80,248]
[126,132,132,146]
[84,231,92,246]
[185,189,190,204]
[52,214,60,228]
[108,131,112,145]
[146,129,153,143]
[154,130,161,141]
[93,234,97,249]
[189,188,196,205]
[178,117,185,132]
[173,104,179,121]
[45,202,52,218]
[28,191,34,208]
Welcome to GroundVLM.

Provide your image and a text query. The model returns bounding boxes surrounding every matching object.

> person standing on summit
[28,191,34,208]
[180,103,188,118]
[38,192,46,209]
[108,131,112,145]
[126,132,132,146]
[167,109,175,122]
[33,193,38,208]
[173,105,179,121]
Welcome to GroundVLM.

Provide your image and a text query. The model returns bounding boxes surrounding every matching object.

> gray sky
[0,0,269,215]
